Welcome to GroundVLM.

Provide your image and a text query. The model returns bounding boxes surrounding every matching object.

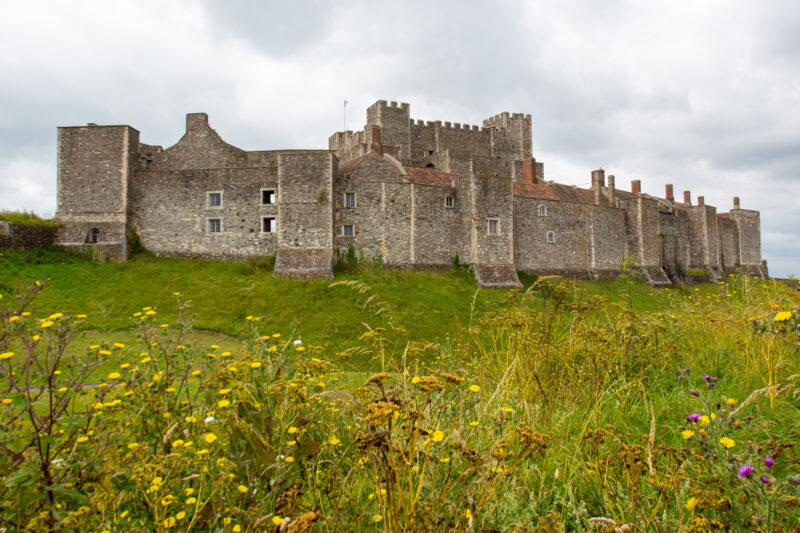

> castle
[54,100,767,287]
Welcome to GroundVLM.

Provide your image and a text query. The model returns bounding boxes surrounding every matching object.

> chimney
[606,175,616,207]
[367,125,383,155]
[522,158,537,184]
[631,179,641,194]
[698,196,705,206]
[665,184,674,203]
[592,169,605,205]
[683,190,691,205]
[733,196,740,209]
[186,113,208,132]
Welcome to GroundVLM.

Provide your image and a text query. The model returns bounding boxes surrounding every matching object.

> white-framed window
[208,191,222,208]
[487,218,500,236]
[547,231,555,243]
[86,228,100,244]
[538,204,547,216]
[445,196,454,208]
[261,189,275,205]
[345,192,356,208]
[208,218,222,234]
[342,224,354,237]
[262,217,276,233]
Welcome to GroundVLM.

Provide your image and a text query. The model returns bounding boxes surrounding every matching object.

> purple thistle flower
[760,475,770,484]
[764,457,774,469]
[686,413,701,422]
[703,374,712,382]
[688,389,699,396]
[738,464,754,478]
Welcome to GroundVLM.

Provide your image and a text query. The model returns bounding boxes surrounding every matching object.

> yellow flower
[176,511,186,520]
[288,426,298,434]
[503,407,514,414]
[185,497,197,505]
[0,352,14,360]
[330,436,341,446]
[271,516,284,526]
[249,362,261,369]
[113,342,125,349]
[411,376,421,384]
[77,436,89,443]
[221,351,231,357]
[32,335,40,341]
[218,388,231,395]
[774,311,792,322]
[8,316,20,322]
[237,485,248,493]
[98,350,111,356]
[217,400,230,408]
[465,509,473,519]
[1,399,12,405]
[191,370,201,376]
[185,416,197,423]
[184,488,194,495]
[372,515,383,523]
[682,430,694,439]
[108,372,121,380]
[296,346,305,352]
[469,384,480,392]
[203,433,217,443]
[120,363,130,369]
[284,456,294,462]
[720,437,735,449]
[127,442,139,450]
[686,497,698,511]
[469,421,479,426]
[40,320,54,328]
[432,430,445,442]
[700,415,710,427]
[727,398,737,407]
[233,526,241,532]
[48,313,63,320]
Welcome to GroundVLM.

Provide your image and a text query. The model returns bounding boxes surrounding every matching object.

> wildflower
[760,475,770,484]
[48,312,63,320]
[686,497,698,511]
[517,427,549,454]
[0,352,14,360]
[176,511,186,520]
[720,437,735,449]
[682,430,694,439]
[108,372,121,380]
[127,443,139,450]
[297,346,305,351]
[688,389,699,396]
[218,388,231,395]
[372,515,383,523]
[774,311,792,322]
[503,407,514,414]
[141,357,152,363]
[284,456,294,462]
[217,400,230,408]
[113,342,125,349]
[330,436,341,446]
[288,426,298,434]
[8,316,19,322]
[686,413,701,423]
[191,370,201,376]
[271,516,284,526]
[249,362,261,369]
[411,376,421,384]
[465,509,473,519]
[700,415,710,426]
[233,526,241,532]
[726,398,737,407]
[432,430,445,442]
[77,436,89,443]
[365,372,391,386]
[203,433,217,443]
[469,384,480,392]
[237,485,248,493]
[293,339,303,346]
[738,464,754,478]
[221,351,231,357]
[40,320,54,328]
[765,457,775,469]
[469,421,479,426]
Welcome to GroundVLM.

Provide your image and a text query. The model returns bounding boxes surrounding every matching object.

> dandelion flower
[113,342,125,349]
[233,526,241,532]
[185,497,197,505]
[77,436,89,443]
[0,352,14,360]
[217,400,230,408]
[271,516,284,526]
[48,313,63,320]
[330,436,341,446]
[469,384,480,392]
[237,485,248,493]
[40,320,54,328]
[726,398,737,407]
[176,511,186,520]
[249,362,261,369]
[686,497,698,511]
[720,437,735,449]
[191,370,201,376]
[288,426,298,434]
[108,372,121,380]
[432,430,445,442]
[218,388,231,395]
[774,311,792,322]
[284,456,294,462]
[203,433,217,443]
[465,509,473,519]
[127,443,139,450]
[372,515,383,523]
[682,430,694,440]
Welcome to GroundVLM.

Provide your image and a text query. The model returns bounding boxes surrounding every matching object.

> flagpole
[343,99,348,131]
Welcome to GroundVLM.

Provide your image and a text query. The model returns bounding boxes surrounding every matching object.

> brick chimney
[733,196,740,209]
[186,113,208,132]
[592,169,605,205]
[698,196,705,206]
[665,184,674,203]
[522,158,537,184]
[683,190,691,205]
[631,179,641,194]
[367,125,383,155]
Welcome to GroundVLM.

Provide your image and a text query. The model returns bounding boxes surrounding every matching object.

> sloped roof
[406,168,456,187]
[514,182,611,205]
[336,153,369,177]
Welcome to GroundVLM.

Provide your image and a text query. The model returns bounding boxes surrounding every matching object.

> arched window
[86,228,100,244]
[546,231,555,244]
[538,205,547,216]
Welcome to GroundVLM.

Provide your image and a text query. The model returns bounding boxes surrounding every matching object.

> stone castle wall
[0,221,58,250]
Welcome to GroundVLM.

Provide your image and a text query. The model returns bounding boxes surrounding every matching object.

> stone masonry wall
[468,174,515,265]
[0,222,58,250]
[717,217,740,272]
[55,124,138,260]
[730,209,762,268]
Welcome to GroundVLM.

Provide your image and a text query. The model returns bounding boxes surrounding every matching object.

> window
[342,224,354,237]
[86,228,100,243]
[538,205,547,216]
[547,231,555,244]
[208,191,222,208]
[262,189,275,205]
[345,192,356,208]
[445,197,454,208]
[208,219,221,233]
[487,218,499,236]
[428,150,434,156]
[262,217,275,233]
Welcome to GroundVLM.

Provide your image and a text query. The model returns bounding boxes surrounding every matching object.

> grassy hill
[1,247,798,531]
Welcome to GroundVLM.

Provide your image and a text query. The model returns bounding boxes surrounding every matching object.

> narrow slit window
[445,196,454,208]
[547,231,555,243]
[262,217,275,233]
[208,219,221,233]
[343,224,354,237]
[262,189,275,205]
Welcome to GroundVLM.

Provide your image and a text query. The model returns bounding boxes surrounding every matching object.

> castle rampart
[54,100,767,286]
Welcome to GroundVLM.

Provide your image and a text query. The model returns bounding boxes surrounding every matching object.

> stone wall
[658,210,689,281]
[730,209,762,269]
[717,217,740,272]
[55,124,139,261]
[0,222,58,250]
[367,101,411,161]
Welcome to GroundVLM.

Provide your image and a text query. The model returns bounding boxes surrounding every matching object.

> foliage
[0,210,59,228]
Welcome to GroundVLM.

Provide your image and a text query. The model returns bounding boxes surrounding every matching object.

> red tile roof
[514,182,614,206]
[406,167,456,187]
[336,153,369,177]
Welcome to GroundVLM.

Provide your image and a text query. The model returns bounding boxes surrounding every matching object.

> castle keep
[54,100,767,287]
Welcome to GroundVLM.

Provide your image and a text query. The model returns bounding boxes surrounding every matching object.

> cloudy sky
[1,0,798,276]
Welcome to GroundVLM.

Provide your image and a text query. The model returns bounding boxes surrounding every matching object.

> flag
[344,100,348,107]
